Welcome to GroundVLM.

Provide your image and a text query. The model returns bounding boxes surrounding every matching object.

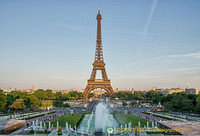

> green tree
[9,99,26,110]
[6,94,15,108]
[133,91,145,100]
[145,90,162,101]
[29,95,40,109]
[0,90,7,110]
[61,93,69,101]
[110,91,134,100]
[55,92,62,100]
[46,89,53,99]
[130,101,136,107]
[63,103,70,108]
[196,94,200,113]
[53,100,63,107]
[66,91,84,100]
[122,101,127,108]
[24,96,31,108]
[10,91,28,99]
[41,100,52,109]
[89,93,94,98]
[33,89,46,100]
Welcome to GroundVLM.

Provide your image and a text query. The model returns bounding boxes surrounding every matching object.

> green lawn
[25,114,45,120]
[114,114,152,127]
[45,114,83,128]
[156,111,200,118]
[144,112,174,120]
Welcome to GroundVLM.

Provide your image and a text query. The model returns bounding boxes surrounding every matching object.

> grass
[44,114,84,128]
[47,111,55,114]
[157,111,200,118]
[144,112,174,120]
[25,114,45,120]
[0,110,42,117]
[114,114,152,127]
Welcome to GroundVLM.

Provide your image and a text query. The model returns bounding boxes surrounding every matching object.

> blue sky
[0,0,200,90]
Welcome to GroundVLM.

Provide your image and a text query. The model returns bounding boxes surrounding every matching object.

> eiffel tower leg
[83,85,93,99]
[104,84,114,95]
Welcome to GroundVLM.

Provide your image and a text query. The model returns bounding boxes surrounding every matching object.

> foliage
[29,95,40,109]
[88,93,94,98]
[10,91,28,99]
[114,113,152,127]
[145,90,163,100]
[9,99,26,110]
[45,89,54,99]
[122,101,127,107]
[111,91,133,100]
[67,91,83,100]
[45,114,83,128]
[130,101,136,107]
[153,92,196,112]
[33,89,46,100]
[53,100,63,107]
[111,91,146,100]
[0,90,7,110]
[196,94,200,113]
[63,103,70,108]
[41,100,52,108]
[133,91,145,100]
[6,94,15,108]
[55,92,62,100]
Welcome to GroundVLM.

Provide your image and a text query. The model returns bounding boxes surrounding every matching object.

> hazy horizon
[1,0,200,90]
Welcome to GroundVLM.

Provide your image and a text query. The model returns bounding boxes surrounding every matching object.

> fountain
[152,122,154,128]
[66,122,68,130]
[44,122,46,129]
[120,124,123,133]
[94,103,114,135]
[40,121,42,129]
[155,122,158,128]
[49,121,51,130]
[87,112,94,133]
[49,102,140,135]
[128,122,132,129]
[57,121,59,130]
[32,121,35,127]
[125,123,127,130]
[138,121,141,129]
[69,124,71,130]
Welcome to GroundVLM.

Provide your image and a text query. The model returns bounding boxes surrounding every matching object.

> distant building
[113,88,119,92]
[139,89,151,92]
[155,88,163,92]
[159,88,184,96]
[152,87,157,90]
[32,85,35,91]
[185,88,199,95]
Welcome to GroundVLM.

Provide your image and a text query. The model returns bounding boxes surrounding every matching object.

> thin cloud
[143,0,158,35]
[125,52,200,66]
[168,52,200,59]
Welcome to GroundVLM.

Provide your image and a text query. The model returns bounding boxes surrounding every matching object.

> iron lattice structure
[83,10,114,99]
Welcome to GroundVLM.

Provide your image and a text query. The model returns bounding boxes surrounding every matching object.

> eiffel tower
[83,10,114,99]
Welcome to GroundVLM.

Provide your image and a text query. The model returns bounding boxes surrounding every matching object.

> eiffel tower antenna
[95,8,103,61]
[83,10,114,99]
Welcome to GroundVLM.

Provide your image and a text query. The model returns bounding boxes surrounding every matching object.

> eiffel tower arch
[83,10,114,99]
